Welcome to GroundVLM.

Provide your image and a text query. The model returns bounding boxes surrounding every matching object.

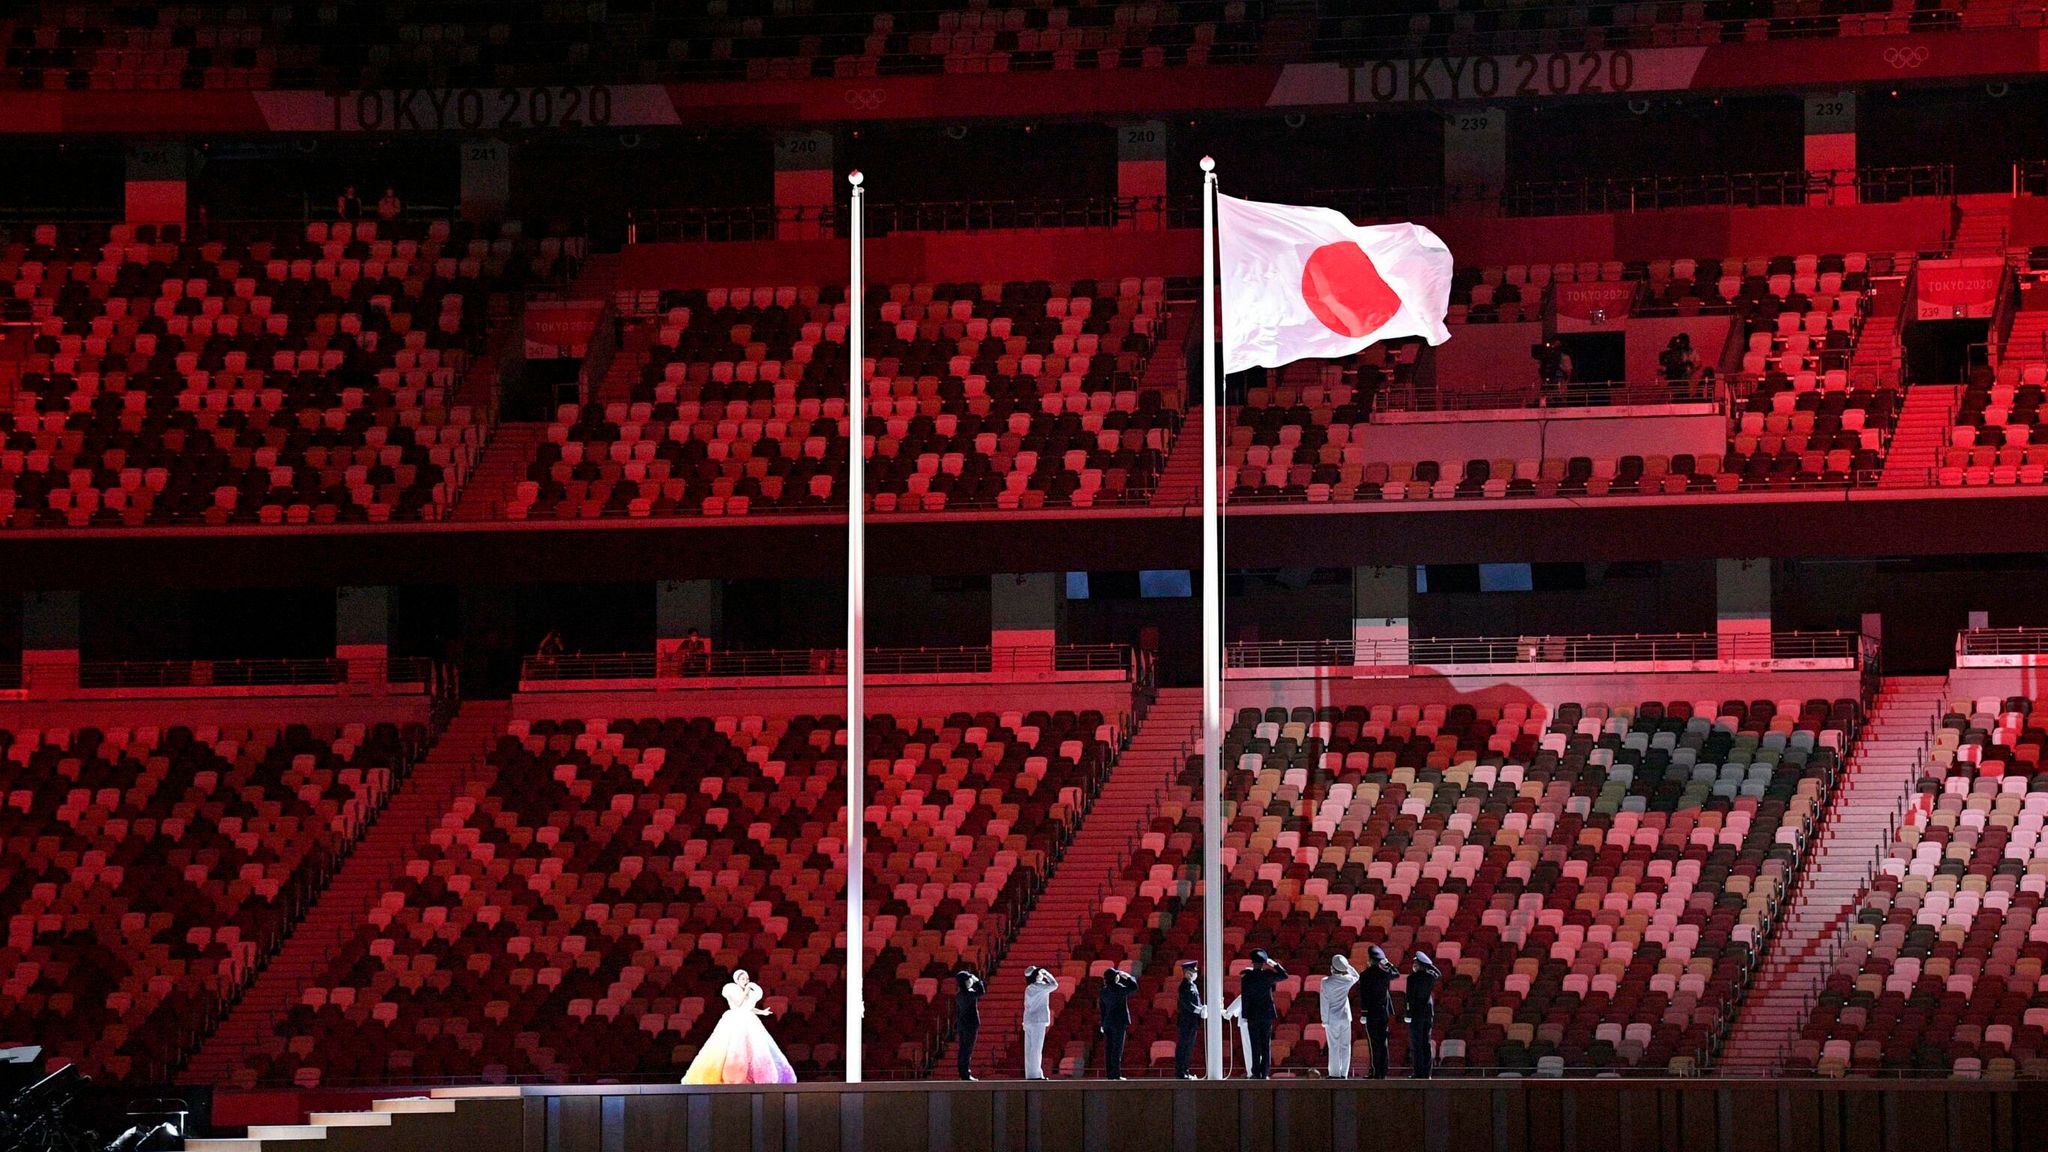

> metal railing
[632,204,828,244]
[1774,691,1933,1075]
[1956,627,2048,659]
[67,656,431,690]
[632,196,1170,241]
[628,163,1959,251]
[523,643,1134,683]
[1227,630,1863,670]
[2013,159,2048,199]
[1373,374,1726,414]
[1318,165,1952,220]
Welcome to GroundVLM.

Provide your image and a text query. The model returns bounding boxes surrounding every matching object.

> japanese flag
[1218,193,1454,373]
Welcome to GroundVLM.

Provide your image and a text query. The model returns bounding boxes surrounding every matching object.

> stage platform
[194,1077,2045,1152]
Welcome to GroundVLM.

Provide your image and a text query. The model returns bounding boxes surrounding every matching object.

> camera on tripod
[0,1058,181,1152]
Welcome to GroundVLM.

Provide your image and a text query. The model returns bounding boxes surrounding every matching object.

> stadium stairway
[448,424,548,521]
[944,687,1201,1079]
[1150,407,1207,513]
[593,317,654,407]
[1134,306,1195,509]
[185,1089,523,1152]
[181,702,513,1086]
[1716,675,1945,1074]
[1852,276,1908,383]
[1877,384,1963,487]
[1950,194,2014,255]
[2011,290,2048,354]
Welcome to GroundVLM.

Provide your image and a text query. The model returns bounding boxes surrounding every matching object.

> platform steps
[186,1091,520,1152]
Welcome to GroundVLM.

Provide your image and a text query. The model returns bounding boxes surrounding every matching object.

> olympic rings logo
[1882,46,1929,69]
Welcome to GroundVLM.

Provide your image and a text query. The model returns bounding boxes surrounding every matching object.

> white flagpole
[845,168,867,1085]
[1199,156,1226,1080]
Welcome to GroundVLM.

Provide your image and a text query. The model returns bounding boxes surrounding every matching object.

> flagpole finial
[848,170,864,187]
[1199,156,1215,173]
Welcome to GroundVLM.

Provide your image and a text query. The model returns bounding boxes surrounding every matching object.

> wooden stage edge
[335,1077,2048,1152]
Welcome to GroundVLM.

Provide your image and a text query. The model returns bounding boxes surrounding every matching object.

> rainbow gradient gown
[681,980,799,1085]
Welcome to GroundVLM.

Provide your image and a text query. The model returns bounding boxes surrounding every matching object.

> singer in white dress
[1320,955,1360,1078]
[1021,966,1059,1079]
[681,970,798,1085]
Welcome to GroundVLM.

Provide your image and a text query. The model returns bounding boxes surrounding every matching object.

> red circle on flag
[1301,241,1401,338]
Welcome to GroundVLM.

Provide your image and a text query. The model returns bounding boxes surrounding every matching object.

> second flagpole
[845,167,867,1085]
[1199,156,1226,1080]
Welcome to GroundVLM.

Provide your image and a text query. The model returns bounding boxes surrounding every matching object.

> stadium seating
[1313,0,1955,59]
[1035,695,1855,1076]
[0,2,1267,90]
[687,0,1270,80]
[1721,253,1893,488]
[236,705,1121,1086]
[1227,252,1898,503]
[1793,692,2048,1077]
[505,278,1177,518]
[0,219,568,527]
[0,719,428,1080]
[1947,282,2048,485]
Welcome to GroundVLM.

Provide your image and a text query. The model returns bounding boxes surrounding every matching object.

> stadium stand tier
[1033,692,1858,1076]
[0,1,1269,90]
[223,701,1125,1086]
[1227,251,1904,503]
[1794,690,2048,1077]
[0,717,431,1080]
[506,277,1177,518]
[0,219,572,528]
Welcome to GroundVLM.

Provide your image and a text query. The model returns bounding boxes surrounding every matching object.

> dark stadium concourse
[14,4,2048,1152]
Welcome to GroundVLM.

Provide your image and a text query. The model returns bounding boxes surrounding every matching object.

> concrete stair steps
[182,702,512,1083]
[1717,674,1943,1074]
[1878,385,1965,488]
[448,423,549,520]
[940,688,1203,1077]
[247,1128,328,1142]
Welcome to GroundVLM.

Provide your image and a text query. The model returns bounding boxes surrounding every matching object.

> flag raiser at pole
[1199,171,1452,1078]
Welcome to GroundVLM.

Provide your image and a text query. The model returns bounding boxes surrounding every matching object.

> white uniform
[1320,957,1360,1078]
[1022,974,1058,1079]
[1222,996,1252,1077]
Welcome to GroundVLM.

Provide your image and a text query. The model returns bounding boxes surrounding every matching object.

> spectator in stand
[337,185,363,220]
[681,628,712,676]
[377,186,404,221]
[1659,333,1698,382]
[536,630,565,659]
